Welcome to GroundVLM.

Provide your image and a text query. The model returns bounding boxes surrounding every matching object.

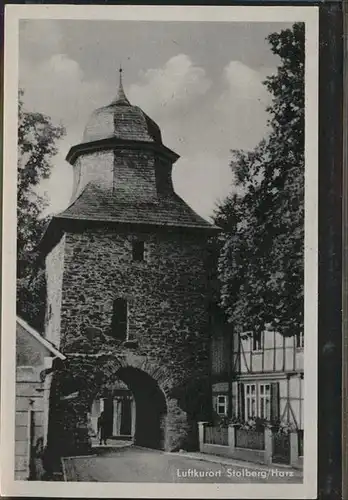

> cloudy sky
[19,19,292,220]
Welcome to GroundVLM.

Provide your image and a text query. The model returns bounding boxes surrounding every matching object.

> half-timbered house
[212,328,304,426]
[208,326,304,466]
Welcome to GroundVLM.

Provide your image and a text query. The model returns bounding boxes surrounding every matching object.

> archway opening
[89,366,167,450]
[118,367,167,449]
[117,367,167,449]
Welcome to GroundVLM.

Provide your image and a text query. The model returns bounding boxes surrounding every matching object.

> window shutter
[238,383,245,420]
[270,382,280,423]
[223,331,230,376]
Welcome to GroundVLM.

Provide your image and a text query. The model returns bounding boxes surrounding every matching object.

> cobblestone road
[62,446,302,483]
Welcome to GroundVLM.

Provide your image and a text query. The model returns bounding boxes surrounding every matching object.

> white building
[15,317,66,480]
[210,327,304,466]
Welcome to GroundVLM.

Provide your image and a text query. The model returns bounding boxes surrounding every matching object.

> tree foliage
[215,23,304,338]
[17,89,65,330]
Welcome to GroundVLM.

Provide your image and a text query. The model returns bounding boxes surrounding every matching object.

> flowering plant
[228,416,272,430]
[210,412,230,427]
[272,420,297,434]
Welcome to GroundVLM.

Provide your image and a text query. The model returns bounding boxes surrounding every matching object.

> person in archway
[97,411,108,446]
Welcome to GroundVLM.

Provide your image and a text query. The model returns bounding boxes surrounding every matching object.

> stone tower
[40,70,218,455]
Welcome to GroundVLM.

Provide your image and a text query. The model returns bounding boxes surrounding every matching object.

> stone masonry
[41,71,218,455]
[45,225,213,451]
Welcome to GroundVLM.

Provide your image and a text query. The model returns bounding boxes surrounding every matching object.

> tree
[17,89,65,330]
[215,23,304,338]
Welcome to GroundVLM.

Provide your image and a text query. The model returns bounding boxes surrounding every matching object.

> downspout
[286,373,291,424]
[41,357,58,448]
[39,355,67,448]
[228,326,233,418]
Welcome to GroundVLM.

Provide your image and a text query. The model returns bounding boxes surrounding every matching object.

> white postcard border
[2,5,319,498]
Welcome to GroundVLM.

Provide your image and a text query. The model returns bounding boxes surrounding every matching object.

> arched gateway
[115,367,167,448]
[40,70,219,456]
[87,366,168,449]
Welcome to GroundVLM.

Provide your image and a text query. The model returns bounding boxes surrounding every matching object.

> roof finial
[112,64,130,105]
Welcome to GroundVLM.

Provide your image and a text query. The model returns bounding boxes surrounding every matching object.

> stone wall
[47,225,213,451]
[45,234,66,349]
[60,227,210,365]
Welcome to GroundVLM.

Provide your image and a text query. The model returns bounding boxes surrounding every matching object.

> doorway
[89,394,135,439]
[103,398,114,438]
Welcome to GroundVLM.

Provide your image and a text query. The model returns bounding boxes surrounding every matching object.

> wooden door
[272,431,291,464]
[103,398,114,437]
[120,398,132,436]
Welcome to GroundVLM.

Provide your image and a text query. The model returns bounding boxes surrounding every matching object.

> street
[62,446,302,483]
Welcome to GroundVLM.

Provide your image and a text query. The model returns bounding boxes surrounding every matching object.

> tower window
[252,331,263,351]
[111,298,128,340]
[132,240,144,261]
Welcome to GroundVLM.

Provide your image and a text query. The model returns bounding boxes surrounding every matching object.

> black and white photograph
[1,5,318,498]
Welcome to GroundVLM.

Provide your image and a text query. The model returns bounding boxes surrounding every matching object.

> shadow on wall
[168,375,213,452]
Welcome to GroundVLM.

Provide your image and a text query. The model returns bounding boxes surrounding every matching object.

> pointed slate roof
[111,67,130,105]
[38,68,219,256]
[56,183,217,230]
[83,68,162,144]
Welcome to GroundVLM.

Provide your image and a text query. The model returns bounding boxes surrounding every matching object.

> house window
[216,395,228,416]
[244,384,257,420]
[296,331,304,349]
[298,429,304,457]
[111,298,128,340]
[132,240,144,261]
[259,383,271,420]
[252,331,263,351]
[243,382,278,422]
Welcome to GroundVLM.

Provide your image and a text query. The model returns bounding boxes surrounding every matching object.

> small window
[132,241,145,262]
[296,331,304,349]
[47,304,52,320]
[258,383,271,420]
[252,331,263,351]
[111,298,128,340]
[216,395,228,416]
[244,383,257,420]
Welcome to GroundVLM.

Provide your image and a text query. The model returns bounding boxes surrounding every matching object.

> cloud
[162,60,270,217]
[20,54,112,135]
[128,54,211,117]
[21,52,271,221]
[20,53,114,215]
[38,149,74,217]
[173,153,234,222]
[214,60,271,151]
[223,60,269,100]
